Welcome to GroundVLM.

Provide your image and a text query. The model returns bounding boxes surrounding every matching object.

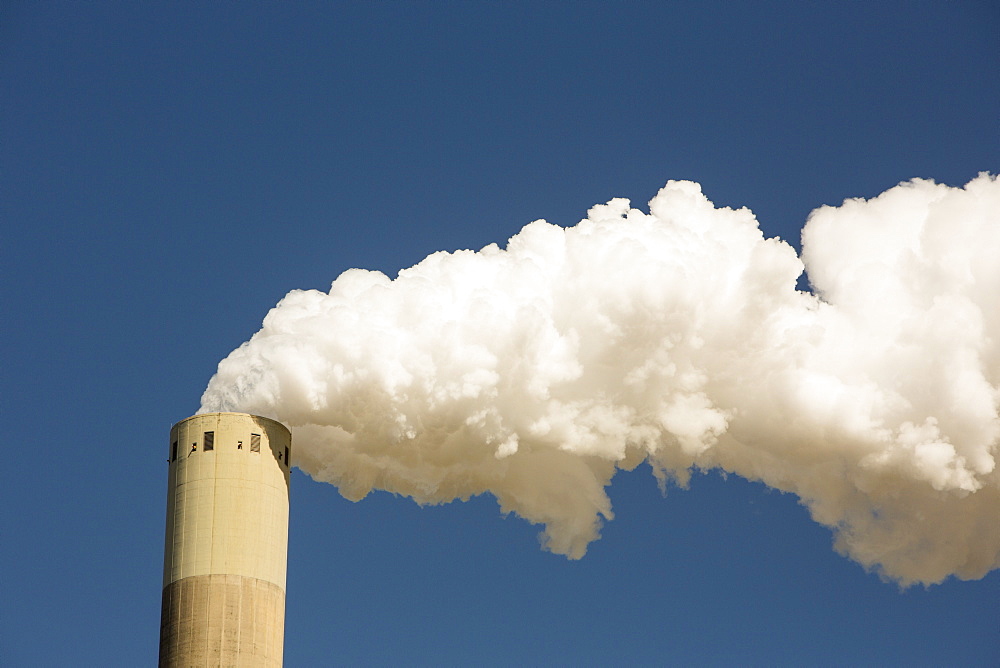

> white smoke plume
[201,174,1000,585]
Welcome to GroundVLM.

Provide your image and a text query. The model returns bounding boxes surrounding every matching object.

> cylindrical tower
[159,412,291,667]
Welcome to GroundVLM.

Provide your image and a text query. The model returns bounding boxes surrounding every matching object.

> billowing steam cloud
[201,174,1000,585]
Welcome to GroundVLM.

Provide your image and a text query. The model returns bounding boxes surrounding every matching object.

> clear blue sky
[2,2,998,665]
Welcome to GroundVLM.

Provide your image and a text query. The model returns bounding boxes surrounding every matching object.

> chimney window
[250,433,261,453]
[203,431,214,452]
[171,441,178,462]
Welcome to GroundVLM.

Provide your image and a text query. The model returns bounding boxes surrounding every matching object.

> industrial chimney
[159,412,291,667]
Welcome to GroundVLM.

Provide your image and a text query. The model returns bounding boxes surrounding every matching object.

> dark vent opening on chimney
[250,433,261,453]
[203,432,214,452]
[171,441,178,462]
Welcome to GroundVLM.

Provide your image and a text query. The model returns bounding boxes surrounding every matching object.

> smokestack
[159,412,291,667]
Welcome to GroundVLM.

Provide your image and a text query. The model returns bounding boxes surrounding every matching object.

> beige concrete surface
[160,413,290,667]
[159,574,285,668]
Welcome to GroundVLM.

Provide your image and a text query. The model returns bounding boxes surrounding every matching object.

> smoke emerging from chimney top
[201,175,1000,585]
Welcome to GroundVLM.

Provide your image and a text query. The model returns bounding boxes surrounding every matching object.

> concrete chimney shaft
[159,413,291,667]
